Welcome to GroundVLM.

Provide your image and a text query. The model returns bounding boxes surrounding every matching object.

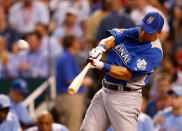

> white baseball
[17,39,29,50]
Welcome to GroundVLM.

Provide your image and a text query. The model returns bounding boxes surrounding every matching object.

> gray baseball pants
[80,87,142,131]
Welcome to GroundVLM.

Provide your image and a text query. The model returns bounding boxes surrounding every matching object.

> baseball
[17,39,29,50]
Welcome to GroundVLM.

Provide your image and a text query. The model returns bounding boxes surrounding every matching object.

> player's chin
[139,37,149,43]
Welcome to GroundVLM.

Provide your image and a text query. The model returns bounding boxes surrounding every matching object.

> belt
[102,79,131,91]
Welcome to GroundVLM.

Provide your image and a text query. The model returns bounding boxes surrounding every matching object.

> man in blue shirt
[0,94,22,131]
[56,35,92,131]
[9,79,32,127]
[80,12,164,131]
[153,86,182,131]
[8,31,48,78]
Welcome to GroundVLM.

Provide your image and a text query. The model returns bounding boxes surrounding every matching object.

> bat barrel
[68,88,75,94]
[68,63,91,94]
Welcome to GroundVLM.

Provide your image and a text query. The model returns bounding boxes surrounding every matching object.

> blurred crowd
[0,0,182,131]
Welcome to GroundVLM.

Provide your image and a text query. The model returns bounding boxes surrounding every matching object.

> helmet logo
[147,16,154,24]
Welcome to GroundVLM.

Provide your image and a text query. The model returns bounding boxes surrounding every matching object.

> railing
[23,76,57,120]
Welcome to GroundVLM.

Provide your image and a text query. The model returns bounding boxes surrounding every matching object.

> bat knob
[86,58,93,64]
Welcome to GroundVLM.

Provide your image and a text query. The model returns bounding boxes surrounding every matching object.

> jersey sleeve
[106,28,139,45]
[125,48,162,78]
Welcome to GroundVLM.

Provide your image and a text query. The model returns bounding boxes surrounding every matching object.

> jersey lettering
[113,44,132,65]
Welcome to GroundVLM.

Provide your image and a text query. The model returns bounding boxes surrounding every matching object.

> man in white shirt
[51,0,90,30]
[9,0,49,34]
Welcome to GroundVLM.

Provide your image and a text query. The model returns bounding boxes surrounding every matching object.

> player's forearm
[103,64,132,81]
[99,36,115,51]
[89,36,115,60]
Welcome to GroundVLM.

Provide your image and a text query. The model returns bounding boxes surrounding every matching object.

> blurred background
[0,0,182,131]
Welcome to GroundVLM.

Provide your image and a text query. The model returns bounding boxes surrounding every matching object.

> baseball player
[80,12,164,131]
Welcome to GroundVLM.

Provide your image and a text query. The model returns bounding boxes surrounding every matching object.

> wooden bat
[68,63,91,94]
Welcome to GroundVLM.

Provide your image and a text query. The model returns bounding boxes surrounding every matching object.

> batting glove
[89,45,106,60]
[90,59,104,70]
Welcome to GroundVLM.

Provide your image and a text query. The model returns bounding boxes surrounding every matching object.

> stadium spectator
[0,0,11,12]
[149,56,178,98]
[8,31,48,78]
[149,0,175,13]
[170,51,182,87]
[138,96,154,131]
[129,0,169,43]
[146,73,172,118]
[148,0,168,15]
[95,0,135,41]
[0,94,22,131]
[9,79,32,128]
[89,0,102,14]
[161,56,178,83]
[35,23,63,75]
[0,36,22,78]
[52,8,83,41]
[86,0,111,42]
[25,111,68,131]
[138,114,153,131]
[172,4,182,52]
[75,19,90,69]
[55,35,92,131]
[125,0,135,13]
[9,0,49,34]
[0,36,9,77]
[6,42,23,78]
[35,23,49,51]
[51,0,90,31]
[153,85,182,130]
[0,5,20,51]
[11,42,19,55]
[80,19,89,47]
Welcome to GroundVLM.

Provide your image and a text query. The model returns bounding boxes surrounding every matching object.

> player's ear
[154,30,162,38]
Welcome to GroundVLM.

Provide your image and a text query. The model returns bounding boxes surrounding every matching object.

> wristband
[102,63,111,72]
[99,44,106,51]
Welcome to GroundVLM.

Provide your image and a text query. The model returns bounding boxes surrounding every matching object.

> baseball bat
[68,63,91,94]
